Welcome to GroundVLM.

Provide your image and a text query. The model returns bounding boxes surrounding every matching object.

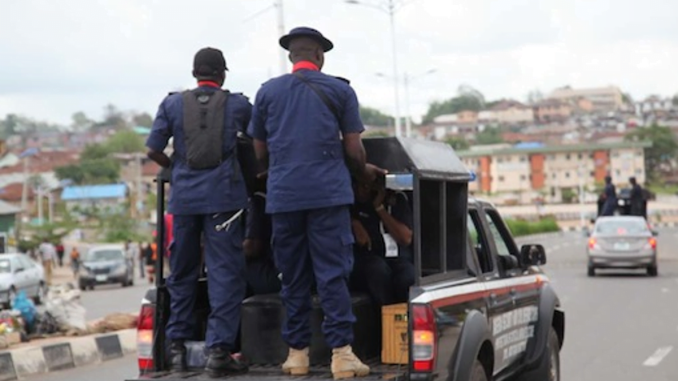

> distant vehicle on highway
[587,216,659,277]
[0,253,46,308]
[78,245,134,290]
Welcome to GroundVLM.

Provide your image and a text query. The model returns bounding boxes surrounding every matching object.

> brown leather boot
[282,347,310,376]
[331,345,370,380]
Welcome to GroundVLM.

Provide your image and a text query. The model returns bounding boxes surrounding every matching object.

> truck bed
[127,360,407,381]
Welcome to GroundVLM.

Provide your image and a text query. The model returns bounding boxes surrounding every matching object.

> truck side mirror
[520,244,547,267]
[499,255,519,271]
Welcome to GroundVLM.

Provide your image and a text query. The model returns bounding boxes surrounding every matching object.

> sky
[1,0,678,126]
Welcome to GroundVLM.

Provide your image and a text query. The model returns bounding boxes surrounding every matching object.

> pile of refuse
[1,284,137,347]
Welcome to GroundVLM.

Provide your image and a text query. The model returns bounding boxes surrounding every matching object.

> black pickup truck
[129,137,564,381]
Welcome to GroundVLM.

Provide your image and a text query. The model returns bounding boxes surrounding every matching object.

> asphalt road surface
[26,229,678,381]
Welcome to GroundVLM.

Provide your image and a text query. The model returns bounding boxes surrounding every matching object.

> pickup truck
[128,137,564,381]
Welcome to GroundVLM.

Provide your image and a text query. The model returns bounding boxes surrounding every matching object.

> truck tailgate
[127,361,407,380]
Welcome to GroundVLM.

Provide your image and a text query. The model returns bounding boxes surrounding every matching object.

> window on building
[566,154,571,160]
[565,172,570,178]
[615,170,621,176]
[498,176,505,182]
[578,153,583,160]
[589,153,594,159]
[520,156,527,162]
[590,171,595,177]
[520,175,527,181]
[552,173,557,179]
[497,157,504,163]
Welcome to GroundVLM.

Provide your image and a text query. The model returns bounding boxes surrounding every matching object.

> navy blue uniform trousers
[166,212,245,350]
[271,205,355,350]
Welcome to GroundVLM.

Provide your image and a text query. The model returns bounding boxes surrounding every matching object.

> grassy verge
[505,217,560,237]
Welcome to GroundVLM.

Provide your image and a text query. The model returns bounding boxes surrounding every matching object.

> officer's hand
[352,219,372,250]
[360,163,388,184]
[372,186,386,209]
[256,170,268,180]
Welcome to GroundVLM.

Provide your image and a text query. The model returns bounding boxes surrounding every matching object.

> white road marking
[661,288,669,293]
[643,346,673,367]
[552,245,562,251]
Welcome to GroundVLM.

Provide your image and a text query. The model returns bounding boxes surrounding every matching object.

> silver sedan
[587,216,658,277]
[0,253,47,308]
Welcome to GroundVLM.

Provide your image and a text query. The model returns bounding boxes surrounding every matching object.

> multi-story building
[460,141,650,199]
[490,100,534,125]
[548,85,624,112]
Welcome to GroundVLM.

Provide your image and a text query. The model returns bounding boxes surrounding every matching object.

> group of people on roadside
[598,175,648,218]
[144,26,411,379]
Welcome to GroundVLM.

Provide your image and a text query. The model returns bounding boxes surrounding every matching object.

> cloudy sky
[1,0,677,126]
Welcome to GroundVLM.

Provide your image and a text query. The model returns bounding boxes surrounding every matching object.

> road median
[0,328,136,380]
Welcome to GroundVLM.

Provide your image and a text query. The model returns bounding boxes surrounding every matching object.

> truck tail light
[588,238,597,249]
[649,237,657,250]
[412,304,437,372]
[137,303,155,373]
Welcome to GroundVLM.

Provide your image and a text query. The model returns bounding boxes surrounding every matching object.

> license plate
[95,275,108,282]
[614,242,630,250]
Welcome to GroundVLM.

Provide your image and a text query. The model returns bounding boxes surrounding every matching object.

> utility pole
[21,156,29,216]
[387,0,402,137]
[275,0,287,75]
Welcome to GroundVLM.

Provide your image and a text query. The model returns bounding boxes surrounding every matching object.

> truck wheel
[647,265,658,277]
[470,360,488,381]
[587,265,595,277]
[546,328,561,381]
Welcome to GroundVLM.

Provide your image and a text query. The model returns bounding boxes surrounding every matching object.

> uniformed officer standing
[600,176,617,216]
[146,47,250,377]
[248,27,383,379]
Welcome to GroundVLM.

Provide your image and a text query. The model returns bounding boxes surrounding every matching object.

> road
[25,229,678,381]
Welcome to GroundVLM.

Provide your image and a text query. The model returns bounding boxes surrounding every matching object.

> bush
[505,217,560,237]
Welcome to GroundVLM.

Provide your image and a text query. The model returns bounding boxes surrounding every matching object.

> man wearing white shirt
[39,239,56,285]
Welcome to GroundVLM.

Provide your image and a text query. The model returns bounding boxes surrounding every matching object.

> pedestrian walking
[248,26,384,379]
[145,47,251,377]
[56,243,65,267]
[38,239,56,285]
[70,246,80,279]
[138,242,145,279]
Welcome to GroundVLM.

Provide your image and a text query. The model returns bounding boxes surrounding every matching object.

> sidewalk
[0,261,138,380]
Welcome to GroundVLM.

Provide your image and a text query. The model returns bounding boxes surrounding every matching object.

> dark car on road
[129,138,565,381]
[79,245,134,290]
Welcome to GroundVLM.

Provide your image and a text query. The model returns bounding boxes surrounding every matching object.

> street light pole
[387,0,402,138]
[402,68,437,138]
[275,0,287,74]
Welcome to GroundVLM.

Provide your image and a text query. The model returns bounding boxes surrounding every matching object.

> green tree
[55,165,85,184]
[359,106,392,127]
[71,111,94,131]
[103,104,128,129]
[625,124,677,181]
[446,137,470,151]
[105,129,145,153]
[423,85,486,124]
[132,112,154,128]
[475,127,503,145]
[81,143,110,161]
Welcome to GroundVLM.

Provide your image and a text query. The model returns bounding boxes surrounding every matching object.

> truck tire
[512,327,560,381]
[546,328,560,381]
[471,360,488,381]
[587,265,595,277]
[647,265,658,277]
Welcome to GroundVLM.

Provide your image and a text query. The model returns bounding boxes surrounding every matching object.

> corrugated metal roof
[0,199,21,215]
[458,141,652,157]
[61,184,127,201]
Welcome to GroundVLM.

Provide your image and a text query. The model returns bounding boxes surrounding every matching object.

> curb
[0,329,136,380]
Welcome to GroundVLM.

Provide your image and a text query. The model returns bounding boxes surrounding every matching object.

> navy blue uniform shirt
[146,84,251,215]
[247,63,365,214]
[351,192,413,262]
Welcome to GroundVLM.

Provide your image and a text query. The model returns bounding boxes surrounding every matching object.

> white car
[0,253,47,308]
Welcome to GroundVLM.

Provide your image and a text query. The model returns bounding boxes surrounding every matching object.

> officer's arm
[146,99,173,168]
[248,90,269,173]
[253,139,269,174]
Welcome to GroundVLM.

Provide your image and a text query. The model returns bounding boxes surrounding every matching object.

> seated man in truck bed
[350,180,414,306]
[243,192,281,297]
